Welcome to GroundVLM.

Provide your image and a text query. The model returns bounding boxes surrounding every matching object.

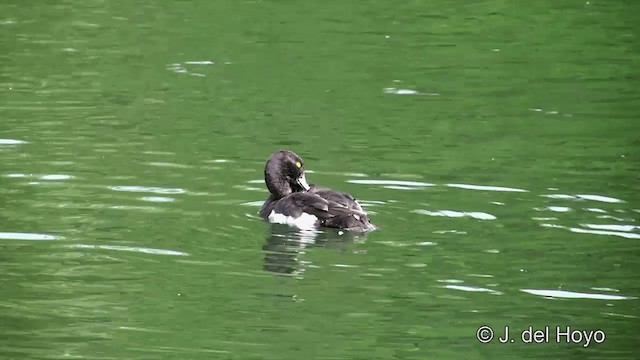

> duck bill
[296,173,311,191]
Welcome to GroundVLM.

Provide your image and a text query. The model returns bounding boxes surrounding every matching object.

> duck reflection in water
[262,224,369,277]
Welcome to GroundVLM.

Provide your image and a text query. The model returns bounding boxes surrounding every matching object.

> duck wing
[309,186,374,231]
[310,186,366,214]
[262,192,331,220]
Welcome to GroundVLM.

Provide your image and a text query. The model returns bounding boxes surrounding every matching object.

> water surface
[1,1,639,359]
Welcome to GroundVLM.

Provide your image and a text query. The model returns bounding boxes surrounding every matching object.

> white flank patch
[268,210,318,230]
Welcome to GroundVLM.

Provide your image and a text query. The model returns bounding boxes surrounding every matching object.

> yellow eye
[295,161,301,168]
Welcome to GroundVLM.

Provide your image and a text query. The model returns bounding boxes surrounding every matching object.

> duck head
[264,150,311,198]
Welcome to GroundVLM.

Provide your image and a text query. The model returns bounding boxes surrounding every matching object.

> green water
[1,1,639,359]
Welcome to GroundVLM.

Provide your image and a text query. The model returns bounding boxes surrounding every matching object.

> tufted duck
[259,150,376,232]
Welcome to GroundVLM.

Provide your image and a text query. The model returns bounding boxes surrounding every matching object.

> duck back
[310,185,375,231]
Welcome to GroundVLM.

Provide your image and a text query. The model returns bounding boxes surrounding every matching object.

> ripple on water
[542,194,624,203]
[0,232,59,240]
[535,206,572,213]
[140,196,176,203]
[597,214,634,222]
[521,289,632,300]
[357,200,386,207]
[437,279,464,284]
[184,60,214,65]
[585,208,607,213]
[383,185,421,190]
[603,312,638,319]
[167,60,216,77]
[532,217,558,221]
[413,209,496,220]
[234,185,265,192]
[109,186,186,195]
[383,87,439,96]
[568,227,640,239]
[0,139,28,145]
[405,263,427,268]
[143,151,176,156]
[40,174,74,180]
[591,287,619,292]
[446,183,528,192]
[242,201,264,207]
[347,179,434,187]
[416,241,437,246]
[4,173,74,180]
[541,194,576,200]
[581,224,638,232]
[108,205,167,213]
[540,223,640,239]
[145,162,192,169]
[444,284,503,295]
[433,230,466,235]
[383,87,420,95]
[576,194,624,203]
[245,213,262,220]
[67,244,188,256]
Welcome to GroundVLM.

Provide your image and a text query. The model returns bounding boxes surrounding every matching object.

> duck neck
[265,171,292,199]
